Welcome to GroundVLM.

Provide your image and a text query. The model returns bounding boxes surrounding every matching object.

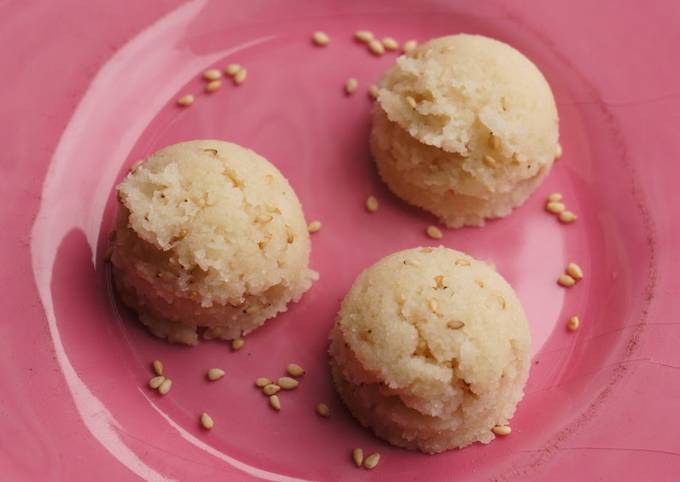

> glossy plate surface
[2,1,679,480]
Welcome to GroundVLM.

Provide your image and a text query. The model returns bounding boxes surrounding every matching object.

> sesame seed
[224,64,241,76]
[428,299,438,312]
[368,39,384,56]
[355,30,374,43]
[312,31,330,46]
[269,395,281,411]
[308,220,322,233]
[475,279,485,288]
[233,68,247,85]
[566,262,584,280]
[277,376,299,390]
[546,201,566,214]
[204,80,222,93]
[455,258,471,266]
[287,363,305,377]
[345,78,358,95]
[202,68,222,81]
[556,143,563,158]
[366,195,379,212]
[547,192,562,202]
[368,85,379,99]
[403,39,418,54]
[489,134,501,150]
[447,320,465,330]
[426,225,443,239]
[177,94,194,107]
[434,275,445,289]
[382,37,399,51]
[363,453,380,470]
[492,425,511,436]
[152,360,163,376]
[559,211,578,223]
[405,95,417,108]
[352,448,364,467]
[316,403,330,417]
[148,375,166,390]
[483,155,497,167]
[558,274,576,287]
[207,368,225,381]
[231,338,245,350]
[404,258,421,267]
[255,377,272,388]
[567,315,580,331]
[263,384,280,396]
[158,378,173,395]
[200,412,214,430]
[420,247,433,253]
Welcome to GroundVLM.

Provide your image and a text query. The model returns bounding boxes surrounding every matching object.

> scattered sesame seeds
[405,95,417,108]
[224,63,241,76]
[368,39,385,56]
[345,78,358,95]
[204,80,222,93]
[492,425,512,436]
[207,368,225,381]
[277,377,299,390]
[382,37,399,51]
[307,220,322,233]
[566,262,584,280]
[263,384,281,396]
[567,315,580,331]
[176,94,194,107]
[403,39,418,54]
[200,412,214,430]
[231,338,245,351]
[365,195,379,212]
[368,84,379,100]
[233,68,247,85]
[363,453,381,470]
[558,274,576,287]
[546,201,566,214]
[287,363,305,377]
[316,403,330,417]
[447,320,465,330]
[148,375,166,390]
[269,395,281,411]
[355,31,374,43]
[312,31,330,46]
[559,211,578,223]
[202,68,222,81]
[152,360,163,376]
[255,377,272,388]
[483,155,497,167]
[426,225,443,239]
[158,378,173,395]
[547,192,562,202]
[352,448,364,467]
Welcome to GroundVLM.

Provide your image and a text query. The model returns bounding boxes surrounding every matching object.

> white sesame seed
[405,95,417,108]
[316,403,330,417]
[556,143,563,158]
[287,363,305,377]
[547,192,563,202]
[200,412,214,429]
[263,384,280,396]
[368,39,384,56]
[308,220,322,233]
[558,274,576,287]
[233,68,247,85]
[404,258,421,267]
[447,320,465,330]
[269,395,281,411]
[177,94,194,107]
[158,378,173,395]
[546,201,566,214]
[368,85,379,99]
[492,425,511,436]
[428,299,438,312]
[231,338,245,350]
[426,225,443,239]
[403,39,418,54]
[490,134,501,150]
[224,63,241,76]
[312,31,330,46]
[363,453,381,470]
[483,155,497,167]
[202,68,222,81]
[255,377,272,388]
[207,368,225,381]
[277,376,299,390]
[382,37,399,51]
[354,31,373,43]
[567,315,580,331]
[352,448,364,467]
[152,360,163,376]
[345,78,358,95]
[566,262,584,280]
[204,80,222,93]
[366,195,379,212]
[559,211,578,223]
[148,375,166,389]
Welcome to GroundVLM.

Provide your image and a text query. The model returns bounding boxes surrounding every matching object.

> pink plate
[2,0,679,480]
